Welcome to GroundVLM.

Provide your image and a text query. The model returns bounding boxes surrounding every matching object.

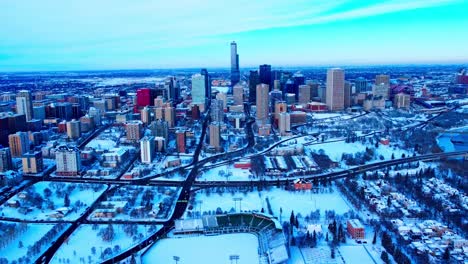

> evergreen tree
[372,231,377,244]
[325,232,329,242]
[443,247,450,261]
[64,194,70,207]
[331,247,335,259]
[381,251,389,264]
[290,211,295,226]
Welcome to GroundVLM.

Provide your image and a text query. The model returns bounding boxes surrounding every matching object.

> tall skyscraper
[230,41,240,86]
[278,112,291,136]
[344,81,352,108]
[259,64,272,90]
[66,119,81,139]
[22,151,43,174]
[136,88,157,107]
[55,146,81,176]
[209,122,221,149]
[298,85,311,104]
[210,99,224,123]
[256,84,270,123]
[201,69,211,104]
[372,83,390,99]
[233,84,244,105]
[191,73,206,106]
[140,136,155,164]
[326,68,345,111]
[8,132,29,157]
[0,147,13,172]
[16,90,33,121]
[354,77,368,93]
[249,71,260,104]
[375,74,390,86]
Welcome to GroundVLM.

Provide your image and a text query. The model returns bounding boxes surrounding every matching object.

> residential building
[55,146,81,176]
[140,136,155,164]
[22,151,43,174]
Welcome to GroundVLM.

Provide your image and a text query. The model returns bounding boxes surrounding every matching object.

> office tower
[8,132,29,157]
[216,92,228,109]
[375,74,390,86]
[209,122,221,149]
[164,106,175,128]
[326,68,345,111]
[233,84,244,105]
[306,82,319,98]
[298,85,311,104]
[230,41,240,86]
[201,69,211,103]
[292,73,305,99]
[278,112,291,135]
[259,64,272,90]
[344,81,352,108]
[137,88,157,107]
[191,73,206,106]
[104,96,116,111]
[88,107,102,126]
[256,84,270,123]
[141,106,154,124]
[55,146,81,176]
[249,71,260,103]
[274,80,281,91]
[354,77,368,93]
[151,119,169,143]
[140,136,155,164]
[269,90,283,112]
[372,83,389,99]
[29,131,43,146]
[394,93,411,108]
[16,90,33,121]
[176,130,186,153]
[165,77,177,102]
[0,147,13,172]
[125,121,143,141]
[66,119,81,139]
[274,101,287,121]
[210,99,224,123]
[22,151,43,174]
[33,105,46,120]
[55,102,73,121]
[71,103,82,119]
[155,107,164,120]
[154,97,164,108]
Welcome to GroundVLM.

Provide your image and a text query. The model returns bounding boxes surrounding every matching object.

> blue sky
[1,0,468,71]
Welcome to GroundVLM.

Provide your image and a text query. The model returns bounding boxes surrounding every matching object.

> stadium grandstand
[174,213,288,264]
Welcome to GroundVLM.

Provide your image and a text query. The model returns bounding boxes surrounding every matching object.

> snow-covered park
[0,222,70,263]
[142,233,259,264]
[0,181,107,221]
[51,224,162,264]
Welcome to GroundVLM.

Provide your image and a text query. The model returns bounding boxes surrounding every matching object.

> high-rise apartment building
[0,147,13,172]
[326,68,345,111]
[66,119,81,139]
[209,122,221,149]
[22,151,43,174]
[233,84,244,105]
[298,85,311,104]
[8,132,29,157]
[16,90,33,121]
[375,74,390,86]
[140,136,155,164]
[125,121,143,141]
[372,83,389,99]
[176,130,186,153]
[55,146,81,176]
[394,93,411,109]
[278,112,291,135]
[210,99,224,123]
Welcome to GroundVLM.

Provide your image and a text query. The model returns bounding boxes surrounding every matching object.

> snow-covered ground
[339,245,377,264]
[51,224,162,264]
[0,222,69,263]
[0,181,107,221]
[85,139,117,151]
[88,186,181,222]
[307,140,411,163]
[187,187,351,222]
[198,165,254,181]
[142,233,259,264]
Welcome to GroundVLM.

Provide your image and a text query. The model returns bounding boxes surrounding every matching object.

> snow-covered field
[51,224,162,264]
[307,140,411,163]
[339,245,377,264]
[187,187,351,221]
[0,222,69,263]
[198,165,254,181]
[142,233,259,264]
[0,181,107,221]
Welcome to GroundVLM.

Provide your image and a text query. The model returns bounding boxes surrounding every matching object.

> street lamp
[229,254,240,264]
[173,256,180,264]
